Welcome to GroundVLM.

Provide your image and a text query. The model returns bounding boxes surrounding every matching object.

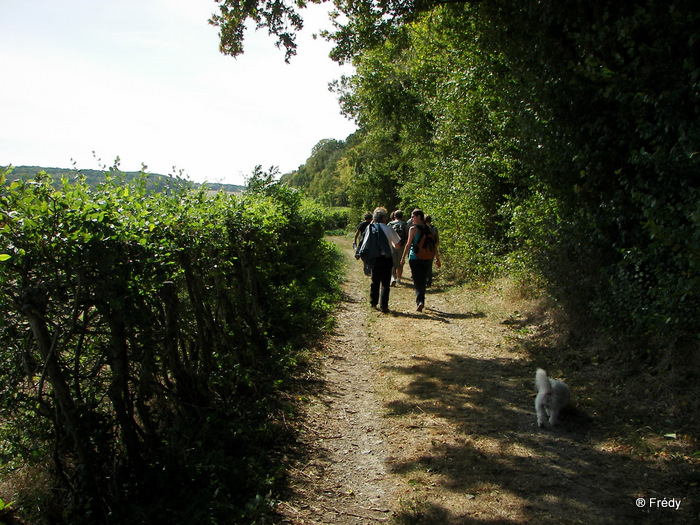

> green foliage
[321,0,700,360]
[281,138,355,207]
[210,0,334,62]
[0,166,341,523]
[259,0,700,359]
[476,0,700,347]
[0,497,13,512]
[321,207,352,234]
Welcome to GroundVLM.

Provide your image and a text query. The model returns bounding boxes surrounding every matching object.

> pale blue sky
[0,0,356,185]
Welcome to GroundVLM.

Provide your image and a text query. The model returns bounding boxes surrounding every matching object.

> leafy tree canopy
[209,0,455,62]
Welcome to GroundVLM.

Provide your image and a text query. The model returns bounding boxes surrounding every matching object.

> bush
[0,167,342,523]
[321,207,351,234]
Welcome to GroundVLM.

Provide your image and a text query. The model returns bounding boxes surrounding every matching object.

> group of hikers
[353,207,441,314]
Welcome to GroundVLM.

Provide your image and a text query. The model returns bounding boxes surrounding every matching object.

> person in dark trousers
[356,207,401,313]
[400,209,434,312]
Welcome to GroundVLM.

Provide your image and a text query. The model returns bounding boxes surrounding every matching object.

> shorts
[391,245,404,269]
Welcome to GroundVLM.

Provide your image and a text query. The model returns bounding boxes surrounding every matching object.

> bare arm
[400,226,416,264]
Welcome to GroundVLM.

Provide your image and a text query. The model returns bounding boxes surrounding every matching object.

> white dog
[535,368,570,428]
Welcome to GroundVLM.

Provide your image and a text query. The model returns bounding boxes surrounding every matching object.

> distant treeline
[3,165,245,194]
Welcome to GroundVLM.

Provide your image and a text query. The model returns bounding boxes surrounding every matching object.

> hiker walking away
[388,210,409,286]
[424,214,441,287]
[353,212,373,276]
[400,209,437,312]
[356,207,402,313]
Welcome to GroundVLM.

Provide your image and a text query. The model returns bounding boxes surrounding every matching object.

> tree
[210,0,319,62]
[282,138,352,206]
[213,0,700,356]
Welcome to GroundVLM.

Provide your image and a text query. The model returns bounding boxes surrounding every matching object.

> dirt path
[276,237,697,524]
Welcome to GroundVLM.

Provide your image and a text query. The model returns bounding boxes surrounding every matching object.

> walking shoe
[417,302,424,312]
[390,279,396,287]
[381,307,390,313]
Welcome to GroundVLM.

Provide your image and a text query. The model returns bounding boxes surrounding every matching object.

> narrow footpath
[275,236,696,524]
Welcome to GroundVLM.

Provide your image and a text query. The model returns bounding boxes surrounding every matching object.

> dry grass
[354,264,700,523]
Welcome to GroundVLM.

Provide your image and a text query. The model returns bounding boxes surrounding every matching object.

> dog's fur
[535,368,570,428]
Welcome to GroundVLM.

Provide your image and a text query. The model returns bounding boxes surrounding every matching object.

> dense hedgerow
[328,2,700,363]
[0,166,341,523]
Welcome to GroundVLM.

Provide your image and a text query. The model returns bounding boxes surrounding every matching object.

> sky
[0,0,357,186]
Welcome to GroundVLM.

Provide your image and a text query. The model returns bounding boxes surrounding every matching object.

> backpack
[414,225,437,260]
[356,223,391,267]
[390,220,408,246]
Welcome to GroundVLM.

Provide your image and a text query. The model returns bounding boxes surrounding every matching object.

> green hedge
[0,167,341,523]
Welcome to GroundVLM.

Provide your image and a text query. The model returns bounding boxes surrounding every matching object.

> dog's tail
[536,368,551,394]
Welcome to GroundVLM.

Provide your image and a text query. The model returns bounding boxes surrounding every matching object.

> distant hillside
[280,131,363,207]
[2,165,245,194]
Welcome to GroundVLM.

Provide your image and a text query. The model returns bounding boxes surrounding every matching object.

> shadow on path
[382,351,696,524]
